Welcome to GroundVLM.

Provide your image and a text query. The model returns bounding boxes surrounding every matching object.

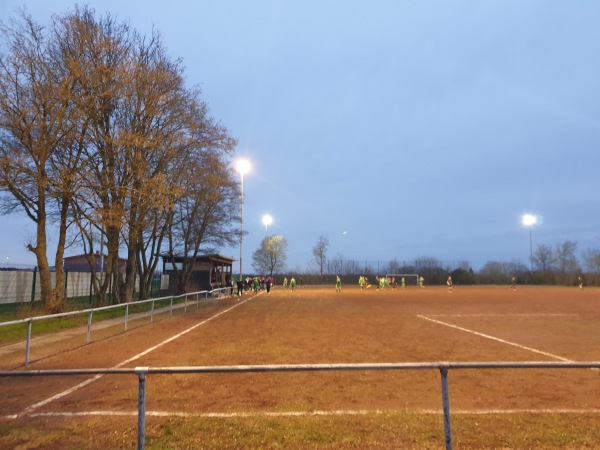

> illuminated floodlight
[522,213,538,271]
[522,214,537,227]
[262,214,273,230]
[235,159,251,175]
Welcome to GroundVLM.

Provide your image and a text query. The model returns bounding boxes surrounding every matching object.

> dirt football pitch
[1,285,599,449]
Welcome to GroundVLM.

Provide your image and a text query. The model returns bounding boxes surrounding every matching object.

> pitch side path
[1,285,599,449]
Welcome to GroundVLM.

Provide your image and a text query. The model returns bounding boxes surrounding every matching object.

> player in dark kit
[266,276,273,294]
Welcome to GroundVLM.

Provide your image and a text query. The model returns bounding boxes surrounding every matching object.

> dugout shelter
[161,254,235,294]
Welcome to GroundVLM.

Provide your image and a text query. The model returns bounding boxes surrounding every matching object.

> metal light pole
[522,214,537,271]
[235,159,251,284]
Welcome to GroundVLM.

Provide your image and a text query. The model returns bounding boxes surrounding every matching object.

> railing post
[184,294,188,313]
[439,365,453,450]
[196,292,199,309]
[30,267,37,303]
[125,304,129,331]
[87,311,93,344]
[151,300,155,323]
[25,319,32,366]
[136,367,148,450]
[170,297,173,316]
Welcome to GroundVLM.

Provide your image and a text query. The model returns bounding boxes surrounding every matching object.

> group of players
[236,276,275,296]
[236,275,306,297]
[238,273,586,298]
[357,275,428,290]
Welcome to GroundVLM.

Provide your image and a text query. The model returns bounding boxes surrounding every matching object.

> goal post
[385,274,420,286]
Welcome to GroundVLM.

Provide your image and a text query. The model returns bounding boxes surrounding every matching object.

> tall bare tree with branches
[0,11,89,312]
[1,6,239,309]
[312,234,329,278]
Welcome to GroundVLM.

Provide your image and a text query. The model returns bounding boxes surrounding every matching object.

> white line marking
[417,315,573,362]
[18,296,257,417]
[21,407,600,420]
[427,314,578,318]
[19,374,105,416]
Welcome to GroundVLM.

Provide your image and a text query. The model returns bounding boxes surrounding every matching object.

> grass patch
[3,412,600,449]
[0,421,76,449]
[0,314,85,345]
[143,413,446,449]
[0,296,182,345]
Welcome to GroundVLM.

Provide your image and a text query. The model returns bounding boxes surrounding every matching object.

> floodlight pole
[522,214,537,272]
[236,159,250,286]
[239,171,244,284]
[528,226,533,272]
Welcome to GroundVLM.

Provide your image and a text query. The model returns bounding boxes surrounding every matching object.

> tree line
[251,234,600,287]
[0,7,240,312]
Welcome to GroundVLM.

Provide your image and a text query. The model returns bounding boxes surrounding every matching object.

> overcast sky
[1,1,599,271]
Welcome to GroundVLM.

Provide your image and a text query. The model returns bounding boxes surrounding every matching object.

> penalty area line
[417,315,572,362]
[426,313,579,318]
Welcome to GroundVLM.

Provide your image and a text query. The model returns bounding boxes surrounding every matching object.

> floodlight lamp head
[522,214,537,227]
[235,159,251,175]
[262,214,273,227]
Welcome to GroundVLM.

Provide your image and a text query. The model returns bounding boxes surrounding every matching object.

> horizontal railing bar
[0,368,134,377]
[1,361,599,377]
[0,288,226,327]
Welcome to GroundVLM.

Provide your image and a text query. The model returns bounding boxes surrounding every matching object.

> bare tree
[414,256,442,271]
[58,7,236,303]
[0,11,86,312]
[532,244,554,272]
[414,256,446,284]
[582,247,600,286]
[582,248,600,274]
[164,147,239,295]
[480,261,509,284]
[327,253,345,277]
[479,260,525,284]
[251,234,288,276]
[1,6,238,309]
[342,259,361,276]
[53,7,138,304]
[312,234,329,278]
[386,258,402,274]
[553,240,579,282]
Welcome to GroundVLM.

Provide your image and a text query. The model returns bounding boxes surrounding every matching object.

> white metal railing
[1,361,599,450]
[0,287,232,366]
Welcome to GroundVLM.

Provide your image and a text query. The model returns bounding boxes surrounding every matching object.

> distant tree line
[479,240,599,286]
[236,234,599,288]
[293,236,600,287]
[0,7,239,312]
